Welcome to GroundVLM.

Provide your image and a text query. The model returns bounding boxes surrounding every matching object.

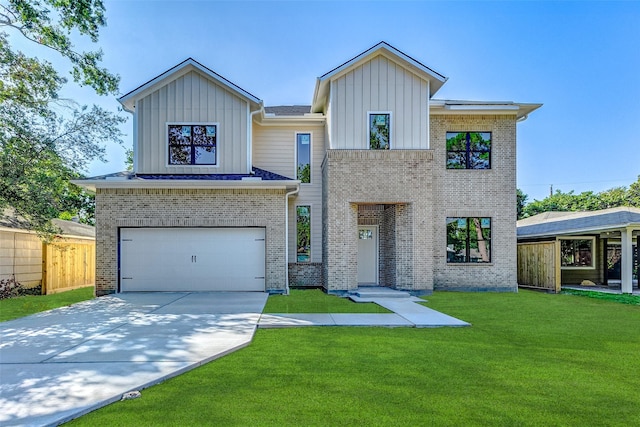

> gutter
[284,186,300,295]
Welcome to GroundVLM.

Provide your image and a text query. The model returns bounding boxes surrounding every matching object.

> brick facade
[431,115,518,291]
[322,150,435,293]
[288,262,323,287]
[94,188,287,296]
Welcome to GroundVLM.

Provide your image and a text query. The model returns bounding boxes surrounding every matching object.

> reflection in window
[297,133,311,183]
[446,132,491,169]
[561,239,594,268]
[369,113,390,149]
[297,206,311,262]
[168,124,217,165]
[446,217,491,263]
[359,229,373,240]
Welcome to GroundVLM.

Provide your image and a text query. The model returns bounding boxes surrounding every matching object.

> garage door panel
[120,228,265,292]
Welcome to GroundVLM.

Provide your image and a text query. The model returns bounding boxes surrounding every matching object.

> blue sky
[23,0,639,202]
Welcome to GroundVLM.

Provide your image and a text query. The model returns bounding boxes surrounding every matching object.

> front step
[349,287,412,300]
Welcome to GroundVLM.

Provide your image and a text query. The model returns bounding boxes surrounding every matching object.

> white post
[620,227,633,294]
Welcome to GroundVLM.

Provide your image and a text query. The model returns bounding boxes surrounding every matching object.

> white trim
[295,204,312,263]
[559,236,597,270]
[295,131,312,185]
[118,59,262,113]
[367,111,392,150]
[72,179,300,192]
[132,104,139,172]
[166,122,220,168]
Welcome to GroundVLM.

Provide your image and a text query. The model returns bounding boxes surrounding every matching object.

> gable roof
[517,207,640,238]
[312,41,448,113]
[118,58,263,113]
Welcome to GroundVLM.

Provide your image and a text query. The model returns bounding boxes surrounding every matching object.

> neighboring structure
[517,207,640,293]
[0,215,96,294]
[75,42,541,296]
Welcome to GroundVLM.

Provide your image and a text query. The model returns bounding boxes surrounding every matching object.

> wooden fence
[42,239,95,294]
[1,229,95,295]
[517,241,561,292]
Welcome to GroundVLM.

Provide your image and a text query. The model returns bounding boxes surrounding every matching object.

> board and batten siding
[137,71,249,174]
[329,55,429,150]
[253,123,325,262]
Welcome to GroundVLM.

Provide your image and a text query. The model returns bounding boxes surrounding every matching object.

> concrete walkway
[0,292,268,427]
[259,287,470,328]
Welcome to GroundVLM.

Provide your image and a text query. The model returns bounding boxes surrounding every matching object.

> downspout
[248,107,263,173]
[284,186,300,295]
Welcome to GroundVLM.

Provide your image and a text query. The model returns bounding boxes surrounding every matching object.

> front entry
[357,226,378,284]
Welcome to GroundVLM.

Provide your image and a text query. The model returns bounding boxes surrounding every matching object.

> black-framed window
[369,113,390,149]
[297,206,311,262]
[446,217,491,263]
[446,132,491,169]
[296,133,311,183]
[168,124,217,165]
[561,238,594,268]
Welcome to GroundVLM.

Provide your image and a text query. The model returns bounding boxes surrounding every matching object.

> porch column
[621,227,633,294]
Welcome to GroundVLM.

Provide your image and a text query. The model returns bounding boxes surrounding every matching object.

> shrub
[0,278,25,299]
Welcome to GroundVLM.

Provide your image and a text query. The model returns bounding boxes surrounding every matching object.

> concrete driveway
[0,292,268,427]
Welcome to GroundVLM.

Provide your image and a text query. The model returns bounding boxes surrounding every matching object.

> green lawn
[265,288,391,313]
[0,286,94,322]
[68,290,640,426]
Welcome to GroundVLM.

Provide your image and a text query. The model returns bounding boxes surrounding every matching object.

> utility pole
[550,184,553,197]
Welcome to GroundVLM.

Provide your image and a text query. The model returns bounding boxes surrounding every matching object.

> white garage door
[120,228,265,292]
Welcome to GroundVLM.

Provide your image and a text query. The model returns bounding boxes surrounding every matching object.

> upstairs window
[369,112,391,149]
[168,124,217,165]
[446,132,491,169]
[296,133,311,183]
[447,217,491,263]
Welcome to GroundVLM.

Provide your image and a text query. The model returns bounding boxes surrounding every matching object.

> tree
[517,189,528,219]
[0,0,124,237]
[519,176,640,219]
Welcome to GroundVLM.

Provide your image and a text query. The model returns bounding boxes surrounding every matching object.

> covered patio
[517,207,639,294]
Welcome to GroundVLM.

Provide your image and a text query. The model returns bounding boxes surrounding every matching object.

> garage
[119,228,265,292]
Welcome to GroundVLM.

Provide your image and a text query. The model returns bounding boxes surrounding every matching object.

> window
[296,133,311,183]
[296,206,311,262]
[446,217,491,263]
[369,112,390,149]
[168,124,217,165]
[446,132,491,169]
[560,238,595,268]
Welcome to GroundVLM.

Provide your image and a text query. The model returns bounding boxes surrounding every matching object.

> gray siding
[253,123,325,262]
[136,71,249,174]
[329,55,429,150]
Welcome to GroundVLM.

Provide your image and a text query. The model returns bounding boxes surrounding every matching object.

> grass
[0,286,94,322]
[67,290,640,426]
[264,288,391,313]
[561,288,640,305]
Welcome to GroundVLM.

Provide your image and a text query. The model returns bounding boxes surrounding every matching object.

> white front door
[357,226,378,285]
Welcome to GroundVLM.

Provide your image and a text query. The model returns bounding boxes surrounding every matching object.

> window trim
[446,217,492,264]
[295,132,312,184]
[445,131,492,170]
[367,111,392,150]
[166,122,220,167]
[296,204,312,263]
[559,236,596,270]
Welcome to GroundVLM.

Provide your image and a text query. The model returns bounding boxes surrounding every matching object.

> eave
[72,178,300,193]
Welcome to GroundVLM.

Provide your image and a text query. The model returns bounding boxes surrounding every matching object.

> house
[517,207,640,293]
[75,42,541,296]
[0,212,96,294]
